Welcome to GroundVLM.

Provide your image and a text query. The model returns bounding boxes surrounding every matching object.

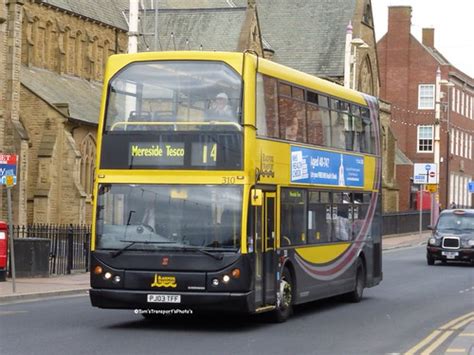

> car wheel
[427,254,435,265]
[271,267,293,323]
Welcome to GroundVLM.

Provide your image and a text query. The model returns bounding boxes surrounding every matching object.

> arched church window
[80,134,96,196]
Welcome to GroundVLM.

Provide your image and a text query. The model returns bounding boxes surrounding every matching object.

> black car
[426,209,474,265]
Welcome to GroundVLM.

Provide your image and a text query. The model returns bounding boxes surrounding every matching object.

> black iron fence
[382,211,431,236]
[12,224,90,275]
[7,214,427,275]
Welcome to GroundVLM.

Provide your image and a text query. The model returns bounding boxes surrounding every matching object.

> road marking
[405,312,474,354]
[405,330,442,355]
[445,349,466,353]
[459,332,474,337]
[420,330,453,355]
[441,316,474,331]
[440,312,474,330]
[0,310,28,316]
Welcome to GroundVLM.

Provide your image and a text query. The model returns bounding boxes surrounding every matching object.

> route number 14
[202,143,217,164]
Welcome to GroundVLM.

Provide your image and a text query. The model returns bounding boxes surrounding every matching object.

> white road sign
[413,163,438,184]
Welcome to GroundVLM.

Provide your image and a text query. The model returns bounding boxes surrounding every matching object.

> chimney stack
[388,6,412,39]
[422,28,435,48]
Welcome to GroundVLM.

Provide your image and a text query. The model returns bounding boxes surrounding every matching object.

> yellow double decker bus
[90,51,382,322]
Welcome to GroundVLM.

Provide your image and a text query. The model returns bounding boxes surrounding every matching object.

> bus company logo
[150,274,177,288]
[259,153,275,178]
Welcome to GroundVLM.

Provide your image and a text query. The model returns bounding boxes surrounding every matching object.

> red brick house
[377,6,474,210]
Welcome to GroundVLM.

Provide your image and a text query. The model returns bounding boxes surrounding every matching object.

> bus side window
[308,204,331,244]
[256,74,279,138]
[281,189,307,246]
[308,191,331,244]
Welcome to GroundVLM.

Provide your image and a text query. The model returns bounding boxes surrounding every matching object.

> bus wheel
[345,259,365,303]
[271,267,293,323]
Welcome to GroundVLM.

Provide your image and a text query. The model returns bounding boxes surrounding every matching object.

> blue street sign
[0,154,18,186]
[468,181,474,193]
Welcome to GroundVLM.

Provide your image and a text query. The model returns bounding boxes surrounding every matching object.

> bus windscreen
[104,60,242,132]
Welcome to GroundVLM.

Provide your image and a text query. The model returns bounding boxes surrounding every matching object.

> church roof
[134,7,248,52]
[133,0,358,77]
[39,0,128,30]
[255,0,357,77]
[21,66,102,125]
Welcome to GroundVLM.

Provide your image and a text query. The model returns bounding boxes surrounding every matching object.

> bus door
[253,190,277,308]
[263,192,277,305]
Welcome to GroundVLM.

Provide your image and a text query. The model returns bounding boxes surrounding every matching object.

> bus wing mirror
[251,189,263,206]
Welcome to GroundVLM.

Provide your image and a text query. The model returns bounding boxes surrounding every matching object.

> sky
[372,0,474,78]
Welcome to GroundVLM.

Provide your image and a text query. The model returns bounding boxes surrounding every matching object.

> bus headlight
[222,275,230,283]
[212,278,219,286]
[104,272,112,280]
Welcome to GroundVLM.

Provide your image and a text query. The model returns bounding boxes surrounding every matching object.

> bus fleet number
[222,177,236,184]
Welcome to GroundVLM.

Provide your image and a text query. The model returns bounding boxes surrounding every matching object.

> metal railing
[12,224,90,275]
[382,211,431,236]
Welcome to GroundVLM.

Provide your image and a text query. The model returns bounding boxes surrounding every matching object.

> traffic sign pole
[1,154,18,293]
[6,186,16,293]
[419,184,424,238]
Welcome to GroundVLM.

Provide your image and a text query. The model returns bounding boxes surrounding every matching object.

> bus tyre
[272,267,293,323]
[346,259,365,303]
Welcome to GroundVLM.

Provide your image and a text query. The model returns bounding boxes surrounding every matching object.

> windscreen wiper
[157,245,225,261]
[111,240,175,258]
[181,246,224,261]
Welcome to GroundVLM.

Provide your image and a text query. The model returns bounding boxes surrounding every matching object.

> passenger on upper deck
[207,92,234,119]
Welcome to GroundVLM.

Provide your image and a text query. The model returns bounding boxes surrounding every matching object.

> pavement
[0,232,430,304]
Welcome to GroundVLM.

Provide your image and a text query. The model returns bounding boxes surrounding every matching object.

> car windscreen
[436,213,474,232]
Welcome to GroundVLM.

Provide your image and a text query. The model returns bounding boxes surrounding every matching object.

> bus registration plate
[147,294,181,303]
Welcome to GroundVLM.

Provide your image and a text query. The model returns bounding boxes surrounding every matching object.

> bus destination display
[100,132,242,170]
[129,142,217,167]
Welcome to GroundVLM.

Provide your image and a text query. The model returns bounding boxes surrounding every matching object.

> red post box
[0,221,8,281]
[416,190,431,211]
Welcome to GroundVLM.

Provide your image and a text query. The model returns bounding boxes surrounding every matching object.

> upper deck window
[105,61,242,132]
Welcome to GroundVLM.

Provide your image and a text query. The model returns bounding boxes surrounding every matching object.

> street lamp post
[350,38,369,90]
[433,68,454,221]
[343,23,369,90]
[440,79,454,208]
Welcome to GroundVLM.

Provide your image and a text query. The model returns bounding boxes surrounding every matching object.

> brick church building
[0,0,128,224]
